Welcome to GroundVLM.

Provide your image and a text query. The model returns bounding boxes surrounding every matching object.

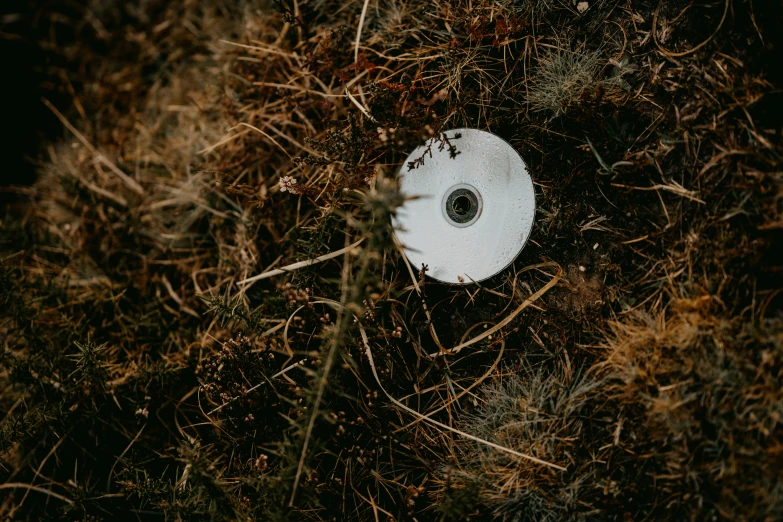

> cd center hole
[452,195,472,216]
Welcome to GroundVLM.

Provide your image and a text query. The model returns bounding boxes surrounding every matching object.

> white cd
[394,128,535,284]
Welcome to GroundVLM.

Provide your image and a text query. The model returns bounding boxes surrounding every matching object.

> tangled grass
[1,0,782,520]
[440,365,604,521]
[526,46,600,116]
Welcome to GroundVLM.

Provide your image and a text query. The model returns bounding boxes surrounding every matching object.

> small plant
[527,47,600,116]
[406,132,462,170]
[585,136,632,176]
[439,364,606,522]
[68,338,112,392]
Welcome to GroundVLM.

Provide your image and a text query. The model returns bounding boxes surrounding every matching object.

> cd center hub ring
[442,183,482,228]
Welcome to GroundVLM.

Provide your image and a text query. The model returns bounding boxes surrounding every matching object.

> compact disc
[394,128,535,284]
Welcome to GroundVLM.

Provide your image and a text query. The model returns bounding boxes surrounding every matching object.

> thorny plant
[1,0,782,521]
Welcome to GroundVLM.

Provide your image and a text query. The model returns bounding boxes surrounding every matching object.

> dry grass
[1,0,781,520]
[438,364,605,521]
[526,46,600,116]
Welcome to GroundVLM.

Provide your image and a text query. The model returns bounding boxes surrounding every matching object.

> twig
[346,87,377,122]
[207,359,307,414]
[354,0,371,63]
[360,325,567,471]
[237,239,365,286]
[610,182,705,204]
[289,237,354,506]
[237,122,294,159]
[396,332,506,432]
[393,235,446,354]
[0,483,73,505]
[17,434,68,508]
[652,0,729,58]
[198,128,251,155]
[43,98,145,196]
[106,423,146,492]
[429,262,563,357]
[299,296,567,471]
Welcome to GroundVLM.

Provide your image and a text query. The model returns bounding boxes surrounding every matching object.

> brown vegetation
[1,0,781,520]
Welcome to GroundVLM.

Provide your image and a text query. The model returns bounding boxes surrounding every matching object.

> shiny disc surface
[394,128,535,284]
